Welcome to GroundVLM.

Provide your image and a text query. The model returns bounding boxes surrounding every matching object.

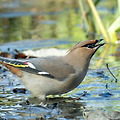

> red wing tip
[24,62,28,65]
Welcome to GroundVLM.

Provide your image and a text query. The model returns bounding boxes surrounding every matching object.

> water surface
[0,0,120,119]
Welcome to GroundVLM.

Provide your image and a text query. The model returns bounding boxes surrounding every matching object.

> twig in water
[106,63,118,83]
[25,100,32,117]
[105,83,108,89]
[73,91,87,102]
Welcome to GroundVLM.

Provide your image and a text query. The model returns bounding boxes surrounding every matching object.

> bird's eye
[82,44,95,48]
[87,44,95,48]
[87,44,92,48]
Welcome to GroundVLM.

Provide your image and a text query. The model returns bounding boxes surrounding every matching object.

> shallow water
[0,0,120,119]
[0,40,120,119]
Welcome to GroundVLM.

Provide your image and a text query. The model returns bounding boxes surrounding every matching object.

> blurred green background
[0,1,120,119]
[0,0,119,44]
[0,0,120,68]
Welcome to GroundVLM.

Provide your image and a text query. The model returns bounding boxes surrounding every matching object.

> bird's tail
[0,57,28,68]
[0,57,24,77]
[0,57,41,76]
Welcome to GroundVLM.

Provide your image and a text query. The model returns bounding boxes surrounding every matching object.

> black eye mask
[82,39,104,49]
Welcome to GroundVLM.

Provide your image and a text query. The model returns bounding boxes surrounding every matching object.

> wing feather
[0,56,75,80]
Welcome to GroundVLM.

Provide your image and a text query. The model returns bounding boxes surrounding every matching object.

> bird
[0,39,105,101]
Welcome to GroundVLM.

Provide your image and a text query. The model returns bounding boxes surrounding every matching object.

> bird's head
[64,39,105,68]
[69,39,105,58]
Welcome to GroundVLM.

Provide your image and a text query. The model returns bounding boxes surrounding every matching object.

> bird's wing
[29,57,75,79]
[0,57,75,80]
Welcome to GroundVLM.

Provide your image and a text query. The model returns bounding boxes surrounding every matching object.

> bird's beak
[94,39,105,49]
[90,39,105,58]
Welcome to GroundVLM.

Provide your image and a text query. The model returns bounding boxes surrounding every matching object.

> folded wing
[0,57,75,80]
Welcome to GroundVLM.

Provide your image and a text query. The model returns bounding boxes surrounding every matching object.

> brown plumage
[0,39,105,101]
